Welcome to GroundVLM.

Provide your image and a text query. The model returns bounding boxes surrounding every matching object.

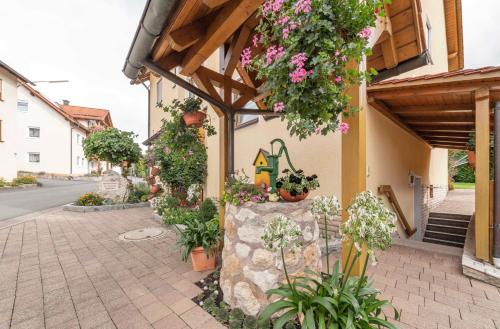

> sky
[0,0,499,146]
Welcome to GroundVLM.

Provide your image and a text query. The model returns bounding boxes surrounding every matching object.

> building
[0,60,113,180]
[124,0,500,269]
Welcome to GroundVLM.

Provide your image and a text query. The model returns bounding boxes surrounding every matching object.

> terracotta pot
[468,150,476,169]
[279,189,309,202]
[151,167,160,176]
[150,184,160,194]
[182,111,206,128]
[146,176,156,185]
[190,247,216,272]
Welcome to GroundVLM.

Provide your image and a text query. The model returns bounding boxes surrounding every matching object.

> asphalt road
[0,179,98,221]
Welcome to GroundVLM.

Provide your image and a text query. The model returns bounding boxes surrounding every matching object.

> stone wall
[220,201,322,316]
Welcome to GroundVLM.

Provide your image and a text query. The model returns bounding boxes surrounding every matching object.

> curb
[63,202,150,212]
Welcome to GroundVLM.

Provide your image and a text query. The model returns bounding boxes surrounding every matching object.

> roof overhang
[0,60,35,85]
[367,67,500,149]
[444,0,464,72]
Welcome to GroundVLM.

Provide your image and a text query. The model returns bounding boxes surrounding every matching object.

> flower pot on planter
[150,184,160,194]
[146,176,156,185]
[468,150,476,169]
[182,111,206,128]
[279,189,309,202]
[190,247,216,271]
[151,167,160,176]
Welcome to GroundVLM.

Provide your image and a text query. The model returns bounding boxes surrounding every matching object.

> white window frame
[156,78,163,104]
[17,100,28,112]
[28,127,40,138]
[28,152,40,163]
[0,79,3,101]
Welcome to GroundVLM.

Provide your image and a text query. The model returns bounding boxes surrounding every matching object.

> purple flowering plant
[242,0,389,139]
[221,170,267,206]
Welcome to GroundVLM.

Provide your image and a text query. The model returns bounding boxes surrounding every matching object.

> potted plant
[276,169,319,202]
[151,166,160,176]
[176,217,221,271]
[150,184,160,194]
[178,96,206,128]
[222,170,267,206]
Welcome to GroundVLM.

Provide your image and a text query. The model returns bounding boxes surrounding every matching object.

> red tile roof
[372,66,500,85]
[60,105,113,127]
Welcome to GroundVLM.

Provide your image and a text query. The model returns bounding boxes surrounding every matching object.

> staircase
[423,212,472,248]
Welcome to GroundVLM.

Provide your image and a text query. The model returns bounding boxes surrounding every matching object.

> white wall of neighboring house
[72,128,88,175]
[15,85,77,175]
[0,68,19,180]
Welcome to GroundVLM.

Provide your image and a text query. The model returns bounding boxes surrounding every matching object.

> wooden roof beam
[431,144,468,150]
[196,66,257,96]
[391,104,474,113]
[203,0,231,8]
[420,131,470,138]
[224,25,252,77]
[380,4,399,69]
[166,19,207,52]
[180,0,263,76]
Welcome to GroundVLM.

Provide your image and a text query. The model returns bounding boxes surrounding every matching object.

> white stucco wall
[0,68,19,180]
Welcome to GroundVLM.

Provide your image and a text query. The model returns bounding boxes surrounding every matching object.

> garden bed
[0,183,39,192]
[62,202,149,212]
[192,269,300,329]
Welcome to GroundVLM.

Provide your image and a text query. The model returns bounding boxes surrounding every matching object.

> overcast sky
[0,0,499,146]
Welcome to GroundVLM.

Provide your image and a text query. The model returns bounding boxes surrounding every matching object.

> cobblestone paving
[0,207,498,329]
[433,189,475,215]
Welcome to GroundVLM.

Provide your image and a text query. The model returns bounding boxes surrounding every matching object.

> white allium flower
[341,191,396,253]
[261,215,303,252]
[203,286,208,290]
[200,279,204,283]
[199,301,204,306]
[213,280,218,285]
[214,291,219,295]
[311,195,341,219]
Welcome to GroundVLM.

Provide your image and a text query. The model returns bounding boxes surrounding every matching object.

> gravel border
[0,184,39,192]
[63,202,150,212]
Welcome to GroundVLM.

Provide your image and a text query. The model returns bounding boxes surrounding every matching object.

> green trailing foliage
[176,217,221,262]
[127,182,150,203]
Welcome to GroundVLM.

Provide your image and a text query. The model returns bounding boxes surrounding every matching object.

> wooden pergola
[125,0,467,272]
[368,67,500,261]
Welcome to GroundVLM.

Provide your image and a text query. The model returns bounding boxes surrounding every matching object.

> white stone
[233,282,261,316]
[303,226,313,242]
[235,207,258,222]
[237,225,265,244]
[235,243,251,258]
[243,266,279,292]
[251,249,274,268]
[99,170,129,203]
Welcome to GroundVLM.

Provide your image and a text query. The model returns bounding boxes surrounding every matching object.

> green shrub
[0,178,8,188]
[12,175,37,185]
[216,308,229,323]
[243,315,257,329]
[163,207,198,225]
[153,196,180,216]
[75,193,104,206]
[199,198,218,223]
[453,164,475,183]
[128,182,150,203]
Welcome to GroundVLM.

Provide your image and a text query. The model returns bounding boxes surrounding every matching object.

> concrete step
[428,217,470,228]
[424,230,466,243]
[426,223,467,235]
[423,237,464,248]
[428,212,472,221]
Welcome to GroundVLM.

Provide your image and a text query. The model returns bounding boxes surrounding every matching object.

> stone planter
[63,202,150,212]
[220,200,321,316]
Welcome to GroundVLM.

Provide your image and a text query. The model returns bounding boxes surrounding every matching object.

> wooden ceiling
[367,67,500,149]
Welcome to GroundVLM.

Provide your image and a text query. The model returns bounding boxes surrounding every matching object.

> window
[235,101,259,129]
[156,78,163,104]
[28,153,40,163]
[0,120,3,141]
[17,100,28,112]
[0,79,3,101]
[29,127,40,138]
[77,134,81,145]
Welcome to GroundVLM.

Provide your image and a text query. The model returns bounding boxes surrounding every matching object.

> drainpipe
[494,102,500,267]
[70,127,73,175]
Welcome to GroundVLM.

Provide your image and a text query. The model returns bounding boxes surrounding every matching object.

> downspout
[493,102,500,267]
[141,81,151,140]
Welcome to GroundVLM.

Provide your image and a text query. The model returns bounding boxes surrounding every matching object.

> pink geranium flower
[289,68,307,83]
[266,46,285,65]
[358,27,372,39]
[339,122,349,134]
[335,76,342,83]
[291,53,307,68]
[273,102,285,112]
[294,0,312,14]
[241,47,252,68]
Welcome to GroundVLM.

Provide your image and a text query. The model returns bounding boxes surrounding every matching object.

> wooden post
[219,115,228,228]
[475,88,490,261]
[341,64,367,275]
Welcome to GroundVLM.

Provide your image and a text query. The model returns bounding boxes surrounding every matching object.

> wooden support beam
[431,144,468,150]
[419,131,470,138]
[369,85,500,100]
[397,111,474,119]
[203,0,231,8]
[368,97,430,146]
[180,0,263,75]
[166,20,206,52]
[391,104,474,113]
[342,63,366,276]
[404,117,475,124]
[224,25,252,77]
[475,88,491,261]
[197,66,257,96]
[236,64,266,109]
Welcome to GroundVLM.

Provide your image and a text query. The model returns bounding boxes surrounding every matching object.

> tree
[83,128,142,178]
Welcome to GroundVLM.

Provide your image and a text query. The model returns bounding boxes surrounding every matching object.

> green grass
[453,182,475,190]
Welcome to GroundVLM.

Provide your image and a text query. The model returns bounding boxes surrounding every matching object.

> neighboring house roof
[59,104,114,128]
[18,80,88,132]
[0,60,35,85]
[143,129,162,146]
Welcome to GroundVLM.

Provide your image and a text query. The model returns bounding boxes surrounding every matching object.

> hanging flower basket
[182,111,206,128]
[146,176,156,185]
[150,184,160,194]
[279,189,309,202]
[468,150,476,169]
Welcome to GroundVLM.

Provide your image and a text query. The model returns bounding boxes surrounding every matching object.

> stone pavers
[433,189,475,216]
[0,207,498,329]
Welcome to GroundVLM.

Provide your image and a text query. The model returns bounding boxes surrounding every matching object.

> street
[0,179,98,221]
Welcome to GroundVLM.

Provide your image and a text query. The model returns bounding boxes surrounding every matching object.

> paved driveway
[0,207,498,329]
[0,179,97,221]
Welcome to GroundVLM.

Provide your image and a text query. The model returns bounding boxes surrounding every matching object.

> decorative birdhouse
[253,149,271,190]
